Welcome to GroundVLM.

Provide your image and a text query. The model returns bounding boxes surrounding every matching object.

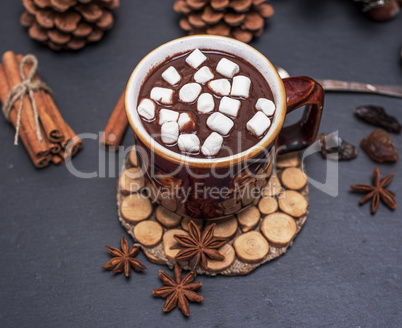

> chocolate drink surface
[137,49,276,158]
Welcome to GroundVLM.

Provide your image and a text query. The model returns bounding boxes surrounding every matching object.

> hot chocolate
[137,48,276,158]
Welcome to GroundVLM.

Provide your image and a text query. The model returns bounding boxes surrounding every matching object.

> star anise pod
[173,221,227,270]
[350,167,397,214]
[102,235,147,277]
[152,263,203,317]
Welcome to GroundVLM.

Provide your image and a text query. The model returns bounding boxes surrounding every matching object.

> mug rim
[125,35,287,168]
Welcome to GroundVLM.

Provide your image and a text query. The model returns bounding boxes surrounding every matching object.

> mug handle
[277,76,325,155]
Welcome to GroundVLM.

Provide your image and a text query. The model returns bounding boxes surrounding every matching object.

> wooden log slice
[206,216,238,239]
[281,167,307,190]
[278,190,308,217]
[133,221,163,247]
[236,205,260,232]
[263,175,282,197]
[258,197,278,215]
[163,229,189,261]
[261,213,297,247]
[144,250,166,265]
[119,167,145,194]
[120,194,153,223]
[277,152,300,168]
[206,244,235,273]
[233,231,269,263]
[181,217,203,232]
[155,206,182,228]
[128,147,138,167]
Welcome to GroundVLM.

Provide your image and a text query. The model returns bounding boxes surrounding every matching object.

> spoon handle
[315,79,402,98]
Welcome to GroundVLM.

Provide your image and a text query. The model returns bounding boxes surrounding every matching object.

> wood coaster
[117,146,309,276]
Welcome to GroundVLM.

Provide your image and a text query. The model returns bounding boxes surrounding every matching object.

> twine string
[2,54,52,145]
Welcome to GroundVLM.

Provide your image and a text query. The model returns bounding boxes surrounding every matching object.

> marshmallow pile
[137,49,276,157]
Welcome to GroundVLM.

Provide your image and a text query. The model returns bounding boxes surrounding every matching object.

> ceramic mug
[125,35,324,220]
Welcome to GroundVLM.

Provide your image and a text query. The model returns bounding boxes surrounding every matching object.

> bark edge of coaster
[117,146,309,276]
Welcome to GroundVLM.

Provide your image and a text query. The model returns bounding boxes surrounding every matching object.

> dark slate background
[0,1,401,327]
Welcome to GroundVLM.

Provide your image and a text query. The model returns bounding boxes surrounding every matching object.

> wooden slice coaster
[263,175,283,197]
[261,213,297,247]
[277,152,300,169]
[128,147,138,167]
[206,216,238,239]
[206,244,235,273]
[278,190,308,217]
[163,229,189,261]
[155,206,182,228]
[181,216,203,231]
[281,168,307,190]
[121,194,153,223]
[233,231,269,263]
[236,205,260,232]
[119,167,145,194]
[258,197,278,215]
[117,149,309,276]
[133,221,163,247]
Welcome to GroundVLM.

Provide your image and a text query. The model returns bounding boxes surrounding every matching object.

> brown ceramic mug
[126,36,324,220]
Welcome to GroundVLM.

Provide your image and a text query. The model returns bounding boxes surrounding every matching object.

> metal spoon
[275,66,402,98]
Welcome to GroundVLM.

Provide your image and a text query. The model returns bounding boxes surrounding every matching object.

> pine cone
[174,0,274,43]
[20,0,119,51]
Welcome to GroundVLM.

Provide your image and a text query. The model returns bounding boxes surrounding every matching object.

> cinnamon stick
[63,123,83,157]
[39,86,82,157]
[0,65,50,168]
[16,54,64,143]
[100,90,128,151]
[2,51,49,157]
[51,154,64,166]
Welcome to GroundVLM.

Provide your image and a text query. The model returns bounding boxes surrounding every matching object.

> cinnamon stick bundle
[100,90,129,151]
[0,51,82,168]
[0,65,51,168]
[17,54,64,143]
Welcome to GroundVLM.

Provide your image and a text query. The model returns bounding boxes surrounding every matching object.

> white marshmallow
[137,98,156,120]
[161,66,181,86]
[230,75,251,98]
[201,132,223,157]
[179,83,202,103]
[159,108,179,125]
[208,79,231,96]
[197,93,215,114]
[185,49,207,69]
[256,98,276,116]
[216,58,240,78]
[178,134,200,153]
[247,111,271,137]
[161,122,179,144]
[194,66,214,84]
[218,96,241,117]
[207,112,234,135]
[178,112,195,132]
[150,87,174,105]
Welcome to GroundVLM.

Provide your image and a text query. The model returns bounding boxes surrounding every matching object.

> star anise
[102,235,147,277]
[152,263,203,317]
[350,167,397,214]
[173,221,227,270]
